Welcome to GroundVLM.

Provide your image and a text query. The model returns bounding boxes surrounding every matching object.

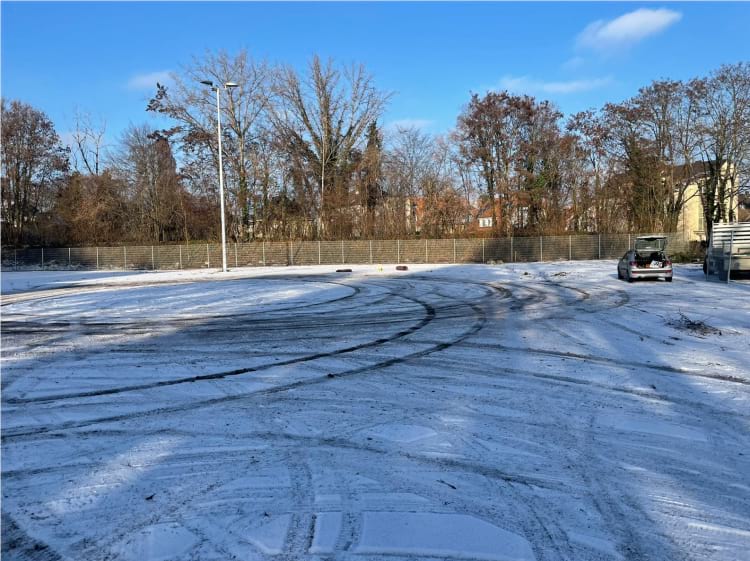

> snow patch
[600,413,707,442]
[361,492,431,505]
[315,494,342,505]
[365,423,438,443]
[568,531,622,558]
[219,472,290,491]
[356,512,536,560]
[246,514,291,554]
[111,523,197,561]
[310,512,343,554]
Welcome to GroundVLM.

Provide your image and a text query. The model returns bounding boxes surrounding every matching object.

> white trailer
[705,222,750,282]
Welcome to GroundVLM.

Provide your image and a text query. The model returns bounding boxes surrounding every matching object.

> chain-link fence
[1,233,696,271]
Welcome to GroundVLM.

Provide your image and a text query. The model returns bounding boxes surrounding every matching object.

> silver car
[617,236,673,282]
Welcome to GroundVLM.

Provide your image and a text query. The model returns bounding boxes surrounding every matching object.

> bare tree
[422,135,469,237]
[516,99,566,234]
[1,99,69,245]
[567,110,612,231]
[384,126,433,236]
[272,55,389,238]
[456,92,536,235]
[601,80,702,233]
[450,141,481,227]
[352,121,383,238]
[147,49,272,240]
[636,80,703,231]
[456,92,572,235]
[55,171,130,245]
[691,62,750,237]
[112,124,184,242]
[70,110,107,176]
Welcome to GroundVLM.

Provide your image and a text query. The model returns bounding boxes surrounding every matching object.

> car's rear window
[635,237,667,252]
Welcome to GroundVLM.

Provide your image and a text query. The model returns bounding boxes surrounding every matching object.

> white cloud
[497,75,613,95]
[577,8,682,51]
[561,56,585,71]
[127,70,173,91]
[385,118,434,131]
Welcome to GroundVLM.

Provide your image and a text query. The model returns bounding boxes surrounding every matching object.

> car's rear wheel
[666,277,673,282]
[627,272,634,283]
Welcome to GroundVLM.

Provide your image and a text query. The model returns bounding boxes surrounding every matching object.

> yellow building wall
[676,176,738,242]
[677,184,705,241]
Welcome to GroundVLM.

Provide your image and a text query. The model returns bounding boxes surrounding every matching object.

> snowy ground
[2,262,749,561]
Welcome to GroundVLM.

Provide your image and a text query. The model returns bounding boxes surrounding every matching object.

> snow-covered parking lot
[2,262,749,561]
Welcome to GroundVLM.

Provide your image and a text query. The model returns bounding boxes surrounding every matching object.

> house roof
[474,192,534,219]
[475,199,501,220]
[605,160,725,190]
[672,161,710,182]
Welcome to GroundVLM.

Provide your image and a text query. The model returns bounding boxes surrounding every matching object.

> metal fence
[1,233,695,271]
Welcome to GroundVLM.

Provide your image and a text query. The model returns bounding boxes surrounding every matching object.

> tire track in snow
[3,275,496,407]
[1,276,363,330]
[2,289,433,405]
[1,513,64,561]
[2,283,487,440]
[405,339,750,386]
[284,452,316,557]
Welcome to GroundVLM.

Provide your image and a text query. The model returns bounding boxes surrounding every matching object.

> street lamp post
[201,79,238,272]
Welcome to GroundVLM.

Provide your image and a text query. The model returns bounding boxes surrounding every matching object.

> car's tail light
[629,261,637,266]
[665,260,672,268]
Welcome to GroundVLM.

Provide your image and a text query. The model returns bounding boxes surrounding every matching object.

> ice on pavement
[2,261,749,561]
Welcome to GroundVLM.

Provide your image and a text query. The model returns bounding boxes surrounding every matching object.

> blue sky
[2,2,749,146]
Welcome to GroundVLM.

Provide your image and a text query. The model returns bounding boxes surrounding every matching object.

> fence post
[397,239,400,264]
[207,243,210,268]
[290,241,294,266]
[69,247,72,269]
[482,238,485,263]
[569,235,572,261]
[510,236,514,263]
[235,243,238,268]
[152,246,155,270]
[41,247,44,268]
[123,247,127,270]
[369,240,373,264]
[341,240,345,264]
[453,239,457,263]
[628,233,631,249]
[96,247,99,270]
[15,249,17,270]
[425,239,428,263]
[540,237,543,262]
[598,234,601,260]
[318,240,322,265]
[179,245,182,269]
[262,240,266,267]
[727,231,734,284]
